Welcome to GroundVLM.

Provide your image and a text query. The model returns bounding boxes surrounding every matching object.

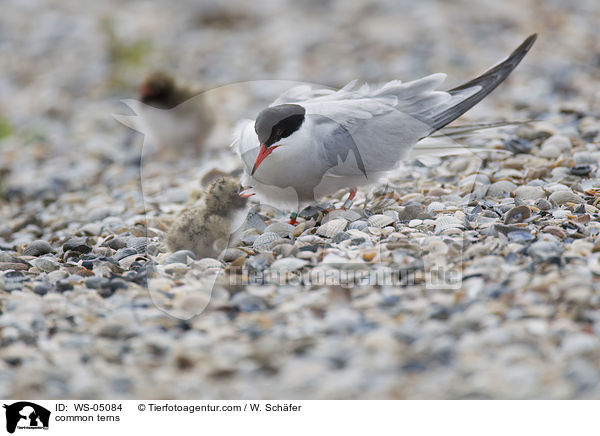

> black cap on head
[255,104,306,146]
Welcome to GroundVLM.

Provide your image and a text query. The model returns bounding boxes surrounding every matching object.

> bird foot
[289,212,298,226]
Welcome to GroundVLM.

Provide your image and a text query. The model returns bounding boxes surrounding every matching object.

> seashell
[538,143,561,159]
[513,185,546,200]
[165,250,196,264]
[290,222,305,237]
[503,138,533,154]
[332,232,350,244]
[348,220,367,231]
[570,165,592,177]
[264,222,294,237]
[434,216,464,234]
[584,204,598,214]
[322,209,361,223]
[542,135,572,151]
[507,230,534,242]
[163,262,188,275]
[504,205,531,224]
[367,226,382,235]
[119,254,148,269]
[232,292,268,312]
[573,151,597,165]
[588,254,600,275]
[32,256,60,272]
[80,222,102,235]
[549,190,585,206]
[221,248,246,263]
[408,219,423,227]
[321,253,348,264]
[542,226,566,239]
[316,219,347,238]
[245,210,267,232]
[112,247,137,261]
[252,232,283,251]
[246,254,272,272]
[461,181,488,198]
[3,270,29,291]
[398,204,426,221]
[270,257,308,271]
[272,243,296,258]
[367,214,394,228]
[22,240,53,256]
[487,181,517,198]
[297,234,325,244]
[299,205,323,220]
[191,258,223,274]
[63,237,92,254]
[534,198,552,211]
[528,240,561,261]
[460,174,490,186]
[126,237,149,254]
[0,262,29,271]
[102,236,127,250]
[426,202,446,215]
[383,210,399,222]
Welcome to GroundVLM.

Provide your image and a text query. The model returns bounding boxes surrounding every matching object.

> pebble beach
[1,0,600,399]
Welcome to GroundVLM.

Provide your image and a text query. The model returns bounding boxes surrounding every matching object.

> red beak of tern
[251,144,278,176]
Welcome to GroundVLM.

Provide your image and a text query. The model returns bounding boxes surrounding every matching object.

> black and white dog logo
[3,402,50,433]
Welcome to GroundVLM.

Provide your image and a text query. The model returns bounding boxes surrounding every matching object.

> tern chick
[166,177,248,258]
[116,71,215,160]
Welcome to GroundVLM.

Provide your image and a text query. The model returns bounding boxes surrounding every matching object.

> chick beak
[251,144,277,175]
[239,187,255,198]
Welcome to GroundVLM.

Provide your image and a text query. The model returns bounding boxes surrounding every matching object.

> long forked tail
[427,34,537,132]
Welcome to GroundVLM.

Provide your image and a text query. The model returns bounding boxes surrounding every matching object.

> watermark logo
[3,402,50,434]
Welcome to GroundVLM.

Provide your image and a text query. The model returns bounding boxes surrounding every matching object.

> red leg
[343,187,357,210]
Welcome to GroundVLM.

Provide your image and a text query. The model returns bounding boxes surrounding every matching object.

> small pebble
[22,240,53,256]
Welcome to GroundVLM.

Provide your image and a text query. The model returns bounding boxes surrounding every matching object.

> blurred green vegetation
[0,119,12,140]
[103,18,152,91]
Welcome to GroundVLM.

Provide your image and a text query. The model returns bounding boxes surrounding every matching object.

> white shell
[297,234,325,244]
[119,254,148,269]
[322,209,361,223]
[162,262,188,275]
[126,236,148,253]
[32,257,59,272]
[348,220,367,231]
[290,222,306,237]
[252,232,283,251]
[549,190,584,205]
[270,257,308,271]
[487,181,517,198]
[316,218,348,238]
[434,215,464,234]
[513,185,546,200]
[264,222,295,237]
[426,202,446,215]
[367,214,395,228]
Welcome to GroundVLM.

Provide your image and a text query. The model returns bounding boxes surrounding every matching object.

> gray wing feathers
[426,34,537,131]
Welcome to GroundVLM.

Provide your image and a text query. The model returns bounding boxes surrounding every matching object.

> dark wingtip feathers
[428,34,537,132]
